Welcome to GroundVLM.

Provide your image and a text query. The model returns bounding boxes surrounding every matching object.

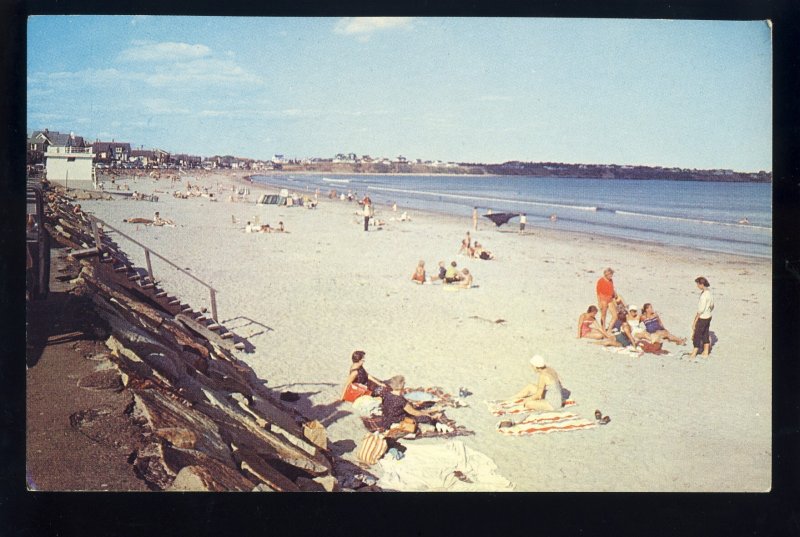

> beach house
[91,140,131,167]
[44,132,95,189]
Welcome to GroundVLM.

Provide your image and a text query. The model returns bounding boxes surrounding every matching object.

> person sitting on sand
[276,221,287,233]
[411,260,426,284]
[340,350,388,401]
[152,211,174,226]
[260,224,272,233]
[379,375,442,431]
[455,268,473,289]
[600,305,643,347]
[507,355,565,412]
[444,261,461,284]
[640,303,686,345]
[399,211,410,222]
[72,204,83,215]
[577,305,612,340]
[245,221,254,233]
[428,261,446,283]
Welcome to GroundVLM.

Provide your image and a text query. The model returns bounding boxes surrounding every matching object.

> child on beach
[458,231,472,255]
[444,261,460,283]
[455,268,473,289]
[429,261,447,283]
[411,260,427,284]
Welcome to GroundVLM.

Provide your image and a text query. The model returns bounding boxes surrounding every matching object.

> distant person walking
[689,276,714,358]
[472,207,478,231]
[519,213,527,234]
[596,267,625,330]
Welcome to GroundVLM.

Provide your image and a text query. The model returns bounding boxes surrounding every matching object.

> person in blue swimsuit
[641,303,686,345]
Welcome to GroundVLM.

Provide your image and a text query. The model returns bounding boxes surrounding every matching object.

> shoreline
[241,173,771,263]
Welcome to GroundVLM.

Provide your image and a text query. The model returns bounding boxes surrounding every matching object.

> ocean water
[251,174,772,258]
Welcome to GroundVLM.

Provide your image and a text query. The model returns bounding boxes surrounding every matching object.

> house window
[67,157,76,162]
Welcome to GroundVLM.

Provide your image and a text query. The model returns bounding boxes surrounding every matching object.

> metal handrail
[88,214,219,321]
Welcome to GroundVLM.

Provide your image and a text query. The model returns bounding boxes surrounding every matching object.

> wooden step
[220,332,234,340]
[233,342,246,351]
[155,291,168,298]
[113,265,128,272]
[206,323,221,331]
[168,298,181,305]
[180,306,193,313]
[127,274,141,281]
[139,282,155,289]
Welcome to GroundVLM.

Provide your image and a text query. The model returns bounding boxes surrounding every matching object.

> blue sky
[27,16,772,171]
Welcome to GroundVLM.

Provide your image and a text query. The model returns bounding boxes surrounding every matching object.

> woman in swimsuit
[577,305,613,340]
[411,260,426,284]
[641,303,686,345]
[509,355,566,412]
[340,350,388,401]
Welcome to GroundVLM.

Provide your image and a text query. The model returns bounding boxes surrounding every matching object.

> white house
[45,134,95,189]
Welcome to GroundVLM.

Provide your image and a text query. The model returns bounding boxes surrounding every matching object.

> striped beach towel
[485,398,576,417]
[495,410,597,436]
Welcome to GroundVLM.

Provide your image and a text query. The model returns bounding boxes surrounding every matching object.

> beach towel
[601,346,644,357]
[485,397,576,417]
[404,386,469,409]
[495,410,597,436]
[375,440,515,492]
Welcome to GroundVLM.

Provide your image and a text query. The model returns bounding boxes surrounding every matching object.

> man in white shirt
[689,276,714,358]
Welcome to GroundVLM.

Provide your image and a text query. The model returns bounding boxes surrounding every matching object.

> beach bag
[356,432,388,466]
[343,382,372,403]
[639,340,663,354]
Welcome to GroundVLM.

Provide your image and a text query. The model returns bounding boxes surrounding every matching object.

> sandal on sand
[594,409,602,421]
[599,415,611,425]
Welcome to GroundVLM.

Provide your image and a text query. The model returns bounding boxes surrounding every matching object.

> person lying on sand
[411,260,426,284]
[507,355,566,412]
[259,224,272,233]
[472,241,495,260]
[123,217,154,224]
[640,303,686,345]
[379,375,442,431]
[577,305,612,340]
[340,350,389,401]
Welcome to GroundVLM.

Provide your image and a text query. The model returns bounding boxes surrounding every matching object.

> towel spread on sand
[601,346,644,357]
[495,410,597,436]
[485,398,577,417]
[376,440,515,492]
[404,386,469,409]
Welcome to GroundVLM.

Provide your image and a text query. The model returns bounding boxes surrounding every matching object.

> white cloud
[130,15,151,26]
[144,58,263,88]
[334,17,413,41]
[118,41,212,62]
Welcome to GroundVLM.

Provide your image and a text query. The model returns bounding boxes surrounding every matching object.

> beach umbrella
[483,212,517,227]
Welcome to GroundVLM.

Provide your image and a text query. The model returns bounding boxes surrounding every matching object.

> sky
[27,16,772,172]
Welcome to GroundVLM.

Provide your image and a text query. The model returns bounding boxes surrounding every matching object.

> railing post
[144,248,154,281]
[210,289,218,322]
[91,218,102,252]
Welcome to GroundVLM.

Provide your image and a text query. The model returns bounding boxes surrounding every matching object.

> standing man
[596,267,625,330]
[689,276,714,358]
[363,197,373,231]
[519,213,527,234]
[472,207,478,231]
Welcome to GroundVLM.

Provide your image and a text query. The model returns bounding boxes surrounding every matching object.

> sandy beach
[77,169,771,492]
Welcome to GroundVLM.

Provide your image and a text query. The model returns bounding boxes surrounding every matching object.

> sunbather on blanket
[505,355,566,412]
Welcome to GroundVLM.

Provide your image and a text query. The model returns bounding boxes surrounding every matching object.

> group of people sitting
[458,231,495,260]
[245,220,287,233]
[411,260,474,288]
[341,351,442,435]
[578,303,686,349]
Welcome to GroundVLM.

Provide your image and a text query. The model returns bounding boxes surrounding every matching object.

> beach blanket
[360,412,474,440]
[485,397,576,417]
[495,410,597,436]
[602,346,644,358]
[404,386,469,409]
[375,440,515,492]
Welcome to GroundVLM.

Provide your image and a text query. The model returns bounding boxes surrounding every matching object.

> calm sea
[251,174,772,258]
